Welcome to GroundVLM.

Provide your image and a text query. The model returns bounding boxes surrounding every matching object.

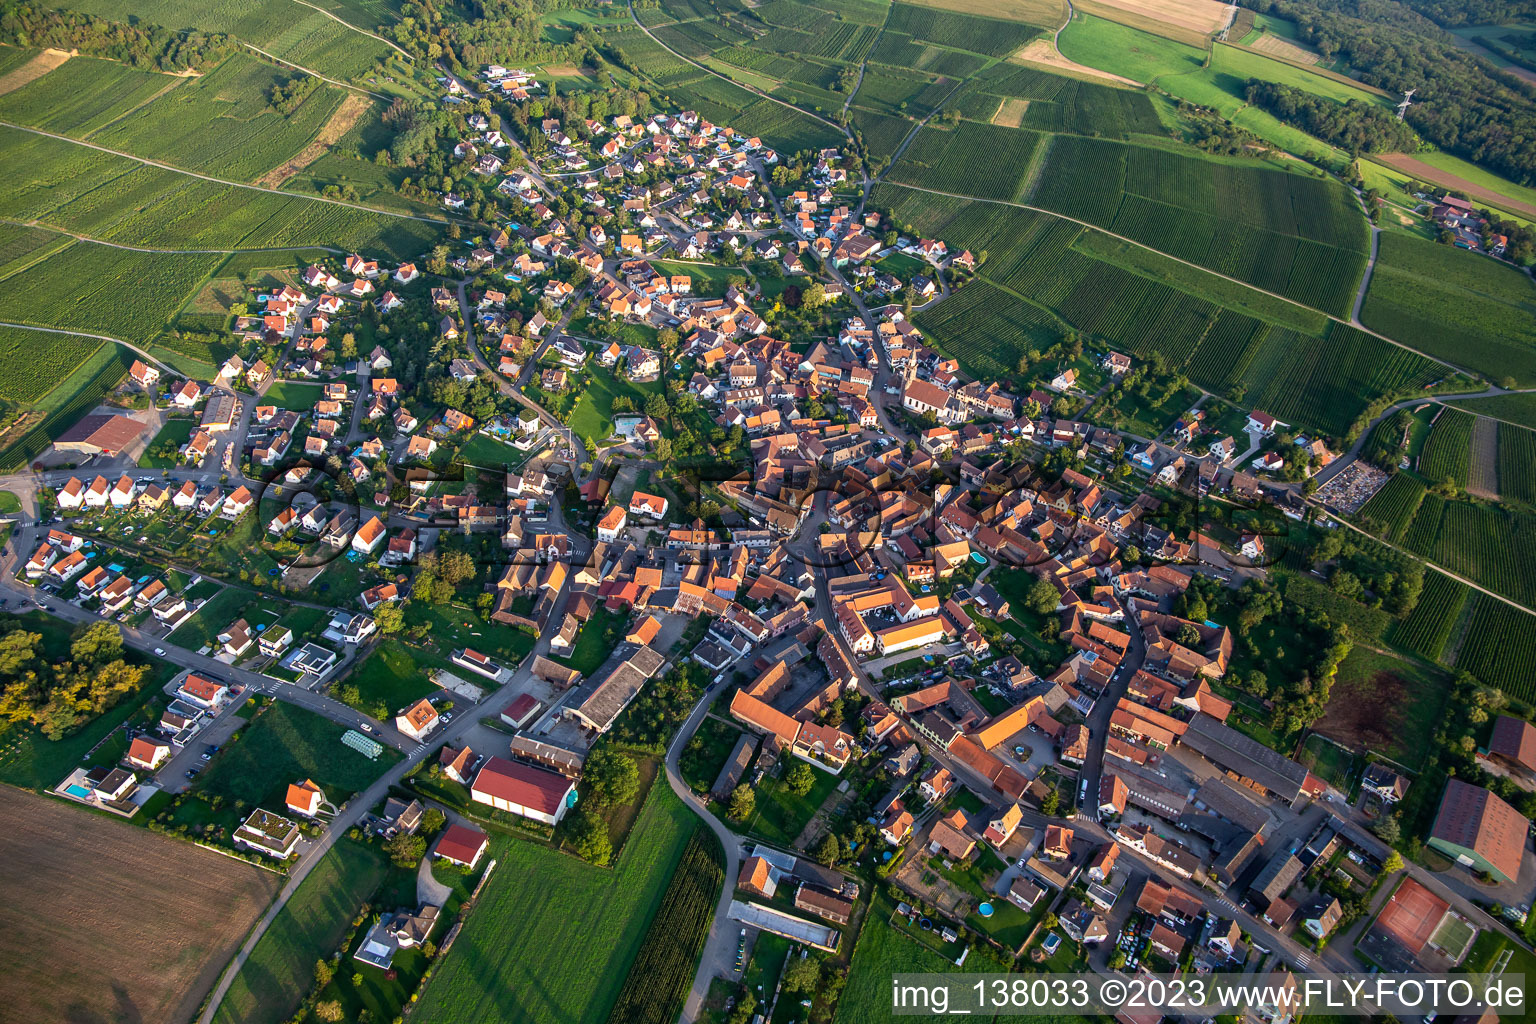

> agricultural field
[895,0,1066,28]
[91,53,347,182]
[0,54,184,137]
[1497,422,1536,506]
[1028,135,1370,315]
[887,122,1045,200]
[1452,594,1536,703]
[1359,231,1536,386]
[887,2,1043,56]
[1357,472,1426,541]
[1387,570,1469,664]
[0,786,281,1024]
[1417,408,1474,489]
[953,63,1165,137]
[606,828,723,1024]
[884,180,1432,435]
[0,324,104,404]
[1450,391,1536,430]
[1057,12,1206,82]
[52,0,399,85]
[0,125,442,257]
[1400,496,1536,609]
[0,242,221,344]
[411,783,696,1024]
[212,839,388,1024]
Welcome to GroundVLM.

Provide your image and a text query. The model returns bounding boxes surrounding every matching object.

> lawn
[167,585,273,653]
[552,604,628,676]
[834,895,1015,1024]
[211,838,389,1024]
[410,782,698,1024]
[0,490,21,514]
[196,697,400,808]
[263,380,325,410]
[650,259,746,299]
[459,431,536,469]
[739,760,843,846]
[343,638,439,715]
[137,417,198,468]
[567,367,665,446]
[0,612,176,789]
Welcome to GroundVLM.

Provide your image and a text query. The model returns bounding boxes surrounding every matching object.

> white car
[153,647,166,656]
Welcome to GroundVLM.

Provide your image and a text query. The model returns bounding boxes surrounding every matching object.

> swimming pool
[971,552,988,565]
[64,783,91,799]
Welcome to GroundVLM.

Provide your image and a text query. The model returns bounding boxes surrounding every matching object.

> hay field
[1250,31,1321,64]
[0,787,281,1024]
[1076,0,1231,44]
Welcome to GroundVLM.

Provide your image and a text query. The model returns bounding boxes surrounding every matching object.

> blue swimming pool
[971,552,988,565]
[64,783,91,799]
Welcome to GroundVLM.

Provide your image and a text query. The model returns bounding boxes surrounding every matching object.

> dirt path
[255,92,372,188]
[0,48,73,96]
[1374,152,1536,221]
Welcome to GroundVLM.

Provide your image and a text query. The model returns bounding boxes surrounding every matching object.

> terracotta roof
[1431,779,1528,882]
[471,756,573,815]
[435,823,488,865]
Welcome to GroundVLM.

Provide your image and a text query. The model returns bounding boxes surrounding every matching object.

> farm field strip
[1418,408,1474,488]
[1496,422,1536,505]
[1467,415,1499,499]
[0,787,281,1024]
[1387,569,1468,664]
[1451,593,1536,701]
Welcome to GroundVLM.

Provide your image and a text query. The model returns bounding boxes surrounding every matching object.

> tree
[727,784,756,822]
[1176,623,1202,647]
[1373,814,1402,845]
[812,831,841,866]
[1383,850,1403,873]
[374,603,405,635]
[314,959,334,987]
[421,808,446,834]
[71,621,124,666]
[1026,577,1060,615]
[785,762,815,796]
[1041,789,1060,817]
[726,990,758,1024]
[782,955,820,994]
[314,1001,345,1023]
[565,810,612,865]
[585,748,640,807]
[385,832,427,867]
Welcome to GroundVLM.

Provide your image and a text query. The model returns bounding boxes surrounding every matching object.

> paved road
[1351,224,1381,325]
[667,688,747,1024]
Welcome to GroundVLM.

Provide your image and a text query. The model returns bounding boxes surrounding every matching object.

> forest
[1245,80,1419,153]
[1239,0,1536,184]
[389,0,591,71]
[0,0,233,71]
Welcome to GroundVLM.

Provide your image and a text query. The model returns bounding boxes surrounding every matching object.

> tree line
[1244,79,1419,153]
[0,0,233,71]
[1238,0,1536,185]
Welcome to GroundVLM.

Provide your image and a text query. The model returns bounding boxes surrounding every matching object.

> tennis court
[1376,876,1449,953]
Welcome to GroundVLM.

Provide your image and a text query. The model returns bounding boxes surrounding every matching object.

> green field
[344,639,438,715]
[1449,391,1536,430]
[0,125,442,257]
[0,55,183,137]
[0,324,105,404]
[1398,496,1536,609]
[262,380,325,409]
[197,697,399,807]
[411,783,697,1024]
[138,418,199,468]
[1360,232,1536,386]
[51,0,397,84]
[1057,12,1205,83]
[212,839,389,1024]
[1357,472,1426,541]
[1027,134,1370,315]
[1498,422,1536,505]
[1315,646,1450,770]
[93,53,346,182]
